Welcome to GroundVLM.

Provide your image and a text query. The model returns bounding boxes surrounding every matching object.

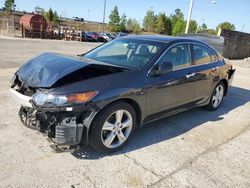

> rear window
[193,44,217,65]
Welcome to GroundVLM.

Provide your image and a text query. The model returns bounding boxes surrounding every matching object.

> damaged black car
[10,35,235,153]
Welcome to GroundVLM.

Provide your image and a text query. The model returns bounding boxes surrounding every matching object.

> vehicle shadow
[71,86,250,160]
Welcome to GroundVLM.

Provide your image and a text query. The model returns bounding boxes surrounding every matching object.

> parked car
[72,17,84,22]
[81,32,96,42]
[99,33,115,42]
[83,32,105,42]
[10,35,235,153]
[107,33,116,39]
[116,32,128,38]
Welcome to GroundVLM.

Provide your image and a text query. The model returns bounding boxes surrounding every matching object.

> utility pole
[196,0,217,33]
[102,0,106,33]
[242,24,245,32]
[88,9,90,21]
[185,0,194,34]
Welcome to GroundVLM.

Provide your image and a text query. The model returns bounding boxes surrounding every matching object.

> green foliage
[119,13,127,32]
[201,23,207,30]
[170,9,185,36]
[44,8,59,23]
[155,12,172,35]
[188,20,198,33]
[172,19,185,36]
[216,22,236,32]
[108,6,120,32]
[4,0,15,11]
[52,11,59,22]
[126,18,133,32]
[198,23,208,33]
[45,8,54,22]
[207,29,217,35]
[126,18,140,33]
[170,9,184,29]
[34,6,45,15]
[132,19,140,33]
[108,6,140,33]
[143,9,156,32]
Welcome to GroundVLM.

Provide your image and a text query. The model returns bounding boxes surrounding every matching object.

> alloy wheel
[101,110,133,148]
[212,84,224,108]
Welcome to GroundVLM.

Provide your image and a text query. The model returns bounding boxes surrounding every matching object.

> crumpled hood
[16,53,90,88]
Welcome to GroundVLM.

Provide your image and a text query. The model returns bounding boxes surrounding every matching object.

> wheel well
[220,79,228,96]
[105,99,142,127]
[86,98,142,145]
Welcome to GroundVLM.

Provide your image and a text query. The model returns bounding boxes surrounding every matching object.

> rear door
[190,43,220,104]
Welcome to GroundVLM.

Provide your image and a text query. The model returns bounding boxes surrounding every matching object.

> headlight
[32,91,98,107]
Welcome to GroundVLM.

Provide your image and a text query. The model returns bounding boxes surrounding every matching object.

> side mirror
[149,62,173,76]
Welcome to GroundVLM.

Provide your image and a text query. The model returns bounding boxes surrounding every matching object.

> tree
[44,8,59,23]
[126,18,140,33]
[119,13,127,32]
[132,19,140,33]
[108,6,120,32]
[170,8,184,29]
[188,20,198,33]
[170,9,185,36]
[127,18,133,32]
[52,10,59,23]
[4,0,15,11]
[216,22,235,32]
[143,9,156,32]
[155,12,171,35]
[45,8,54,22]
[172,19,185,36]
[198,23,208,33]
[207,29,217,35]
[34,6,45,15]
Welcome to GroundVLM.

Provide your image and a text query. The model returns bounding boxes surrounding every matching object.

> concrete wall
[220,29,250,59]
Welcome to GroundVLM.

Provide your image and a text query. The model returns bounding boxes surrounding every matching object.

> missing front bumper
[18,104,97,150]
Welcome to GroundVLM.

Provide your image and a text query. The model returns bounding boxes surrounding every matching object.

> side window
[158,44,191,69]
[193,44,217,65]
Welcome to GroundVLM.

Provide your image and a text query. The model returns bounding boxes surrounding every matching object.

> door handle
[185,73,195,78]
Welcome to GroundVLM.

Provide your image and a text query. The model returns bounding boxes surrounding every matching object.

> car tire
[205,81,225,111]
[90,101,137,153]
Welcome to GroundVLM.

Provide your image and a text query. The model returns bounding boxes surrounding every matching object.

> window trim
[148,41,219,76]
[190,43,218,65]
[158,43,192,70]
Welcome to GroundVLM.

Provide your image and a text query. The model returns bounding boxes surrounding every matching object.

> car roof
[121,35,218,53]
[121,35,209,45]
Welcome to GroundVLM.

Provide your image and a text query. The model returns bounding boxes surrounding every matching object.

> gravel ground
[0,37,249,188]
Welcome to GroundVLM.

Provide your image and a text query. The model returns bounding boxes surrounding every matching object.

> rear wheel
[205,82,225,111]
[90,101,136,153]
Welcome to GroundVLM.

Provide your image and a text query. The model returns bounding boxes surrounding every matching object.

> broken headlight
[32,91,98,107]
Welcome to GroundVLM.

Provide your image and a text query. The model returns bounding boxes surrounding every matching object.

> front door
[146,43,196,116]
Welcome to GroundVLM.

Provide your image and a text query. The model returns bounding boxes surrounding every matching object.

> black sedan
[10,35,235,153]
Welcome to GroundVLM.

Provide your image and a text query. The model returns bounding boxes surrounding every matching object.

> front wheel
[205,82,225,111]
[90,101,136,153]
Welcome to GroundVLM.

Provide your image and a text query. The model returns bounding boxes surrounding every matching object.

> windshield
[84,38,165,69]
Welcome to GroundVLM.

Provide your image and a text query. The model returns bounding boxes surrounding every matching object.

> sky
[6,0,250,33]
